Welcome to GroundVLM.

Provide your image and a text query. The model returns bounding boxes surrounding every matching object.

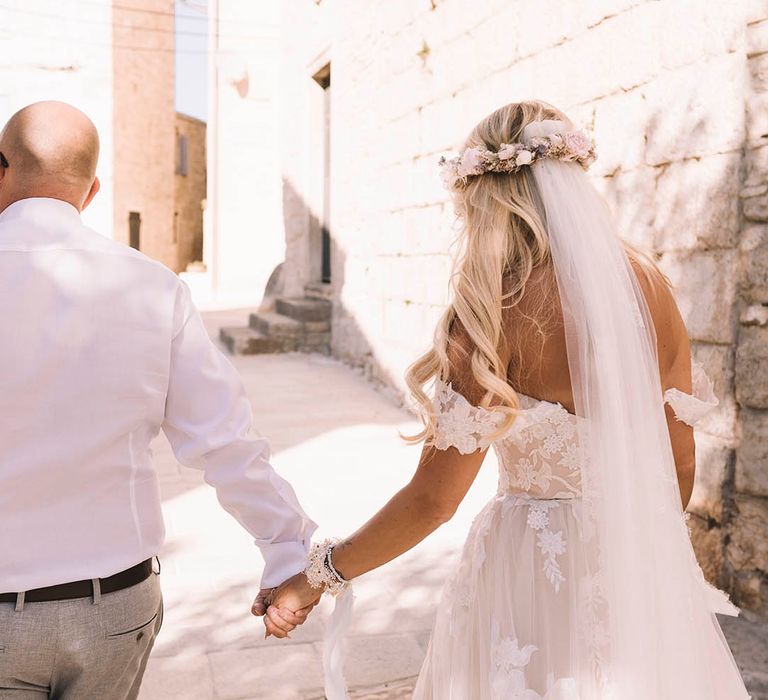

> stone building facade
[174,112,206,272]
[275,0,768,615]
[1,1,193,273]
[112,0,177,271]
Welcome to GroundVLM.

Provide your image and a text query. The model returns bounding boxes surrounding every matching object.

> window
[128,211,141,250]
[177,133,189,176]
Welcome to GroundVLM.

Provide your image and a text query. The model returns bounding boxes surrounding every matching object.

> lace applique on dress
[497,401,584,499]
[578,571,610,684]
[527,501,567,592]
[433,380,506,453]
[664,362,718,427]
[491,622,581,700]
[491,622,541,700]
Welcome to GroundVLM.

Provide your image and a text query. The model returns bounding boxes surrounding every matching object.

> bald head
[0,101,100,212]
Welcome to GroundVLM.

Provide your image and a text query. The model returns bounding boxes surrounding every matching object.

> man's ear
[81,176,100,211]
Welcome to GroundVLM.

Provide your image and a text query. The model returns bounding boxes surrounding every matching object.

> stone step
[275,296,332,323]
[304,281,333,301]
[248,311,303,339]
[219,326,293,355]
[297,331,331,355]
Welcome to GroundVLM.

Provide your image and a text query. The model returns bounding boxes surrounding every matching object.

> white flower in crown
[457,147,486,177]
[438,126,596,191]
[515,149,533,166]
[497,143,517,161]
[548,133,564,148]
[439,158,460,189]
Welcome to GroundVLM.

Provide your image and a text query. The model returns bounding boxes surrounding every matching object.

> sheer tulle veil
[524,120,746,698]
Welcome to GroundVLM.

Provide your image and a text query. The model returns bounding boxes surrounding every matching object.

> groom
[0,101,314,699]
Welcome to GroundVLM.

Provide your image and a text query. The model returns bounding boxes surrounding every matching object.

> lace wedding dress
[412,364,746,700]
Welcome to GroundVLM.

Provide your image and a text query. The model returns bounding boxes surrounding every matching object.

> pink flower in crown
[457,147,485,177]
[563,131,593,160]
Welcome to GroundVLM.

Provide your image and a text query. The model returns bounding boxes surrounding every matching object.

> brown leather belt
[0,559,154,603]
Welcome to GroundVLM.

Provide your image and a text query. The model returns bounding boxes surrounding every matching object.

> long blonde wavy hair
[405,100,667,445]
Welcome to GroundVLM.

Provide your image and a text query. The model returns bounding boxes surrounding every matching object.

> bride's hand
[260,573,322,639]
[251,586,307,638]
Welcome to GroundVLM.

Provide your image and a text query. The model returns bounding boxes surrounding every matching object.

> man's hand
[252,573,322,639]
[250,588,274,618]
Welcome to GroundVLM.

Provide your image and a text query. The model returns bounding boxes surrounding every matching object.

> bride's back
[505,253,686,414]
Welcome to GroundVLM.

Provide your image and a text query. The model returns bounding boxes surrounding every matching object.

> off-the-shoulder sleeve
[432,380,505,453]
[664,362,719,427]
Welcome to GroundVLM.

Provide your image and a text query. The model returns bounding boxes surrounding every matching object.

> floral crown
[438,128,596,190]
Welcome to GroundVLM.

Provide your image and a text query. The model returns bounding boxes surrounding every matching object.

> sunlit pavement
[137,308,500,699]
[138,309,768,700]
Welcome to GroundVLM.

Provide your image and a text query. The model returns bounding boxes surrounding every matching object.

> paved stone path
[138,308,500,699]
[137,309,767,700]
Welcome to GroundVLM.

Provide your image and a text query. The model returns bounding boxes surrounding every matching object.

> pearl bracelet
[305,538,350,596]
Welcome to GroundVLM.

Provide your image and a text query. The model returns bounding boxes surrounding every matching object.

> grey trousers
[0,573,162,700]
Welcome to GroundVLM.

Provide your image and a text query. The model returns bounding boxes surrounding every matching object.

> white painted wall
[0,1,114,237]
[203,0,285,307]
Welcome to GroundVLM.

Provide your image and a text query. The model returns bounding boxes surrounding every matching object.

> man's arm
[162,281,317,589]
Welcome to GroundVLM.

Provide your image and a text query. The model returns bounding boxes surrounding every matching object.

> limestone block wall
[280,0,768,613]
[732,15,768,614]
[0,1,114,235]
[112,0,176,270]
[174,113,206,272]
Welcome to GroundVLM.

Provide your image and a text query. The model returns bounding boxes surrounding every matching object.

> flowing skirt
[412,494,744,700]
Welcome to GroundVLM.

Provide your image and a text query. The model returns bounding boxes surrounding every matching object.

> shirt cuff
[259,540,311,589]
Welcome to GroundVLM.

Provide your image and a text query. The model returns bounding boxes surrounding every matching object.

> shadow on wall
[580,95,762,615]
[280,177,410,402]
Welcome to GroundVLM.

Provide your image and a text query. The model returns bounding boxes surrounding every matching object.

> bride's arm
[260,442,488,637]
[261,325,500,637]
[330,441,487,579]
[663,354,696,509]
[633,261,696,509]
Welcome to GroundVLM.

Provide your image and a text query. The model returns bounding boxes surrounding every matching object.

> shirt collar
[0,197,82,226]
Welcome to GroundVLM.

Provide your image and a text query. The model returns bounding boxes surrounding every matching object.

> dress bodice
[433,382,584,499]
[433,361,718,501]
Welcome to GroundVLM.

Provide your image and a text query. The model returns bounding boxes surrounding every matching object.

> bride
[257,101,750,699]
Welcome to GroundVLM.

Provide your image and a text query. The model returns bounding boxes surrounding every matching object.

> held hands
[251,574,322,639]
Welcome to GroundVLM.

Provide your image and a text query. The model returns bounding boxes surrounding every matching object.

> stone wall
[174,112,206,272]
[731,15,768,615]
[112,0,176,270]
[279,0,768,613]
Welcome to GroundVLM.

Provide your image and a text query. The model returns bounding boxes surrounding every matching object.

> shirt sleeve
[162,281,317,589]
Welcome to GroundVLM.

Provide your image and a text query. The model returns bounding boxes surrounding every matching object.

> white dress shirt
[0,197,316,592]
